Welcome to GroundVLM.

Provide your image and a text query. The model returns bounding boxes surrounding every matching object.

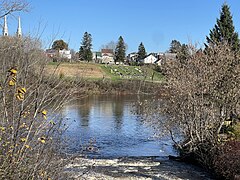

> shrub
[214,141,240,179]
[0,36,74,179]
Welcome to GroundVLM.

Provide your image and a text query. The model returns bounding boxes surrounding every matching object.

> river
[60,94,214,179]
[61,94,176,157]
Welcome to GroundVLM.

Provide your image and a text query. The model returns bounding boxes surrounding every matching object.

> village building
[142,54,158,64]
[127,51,177,65]
[2,15,22,38]
[92,51,102,63]
[101,49,114,64]
[127,52,138,63]
[157,52,177,65]
[58,49,71,59]
[45,49,72,60]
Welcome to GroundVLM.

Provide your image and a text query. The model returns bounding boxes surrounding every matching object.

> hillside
[47,62,164,82]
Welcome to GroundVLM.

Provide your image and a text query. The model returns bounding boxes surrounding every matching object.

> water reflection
[61,94,177,157]
[76,96,91,126]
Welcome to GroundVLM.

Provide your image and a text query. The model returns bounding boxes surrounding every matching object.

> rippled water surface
[61,94,177,157]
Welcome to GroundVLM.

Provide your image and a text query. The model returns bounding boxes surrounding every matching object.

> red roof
[101,49,114,54]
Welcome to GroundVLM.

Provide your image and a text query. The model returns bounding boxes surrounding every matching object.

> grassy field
[47,62,164,82]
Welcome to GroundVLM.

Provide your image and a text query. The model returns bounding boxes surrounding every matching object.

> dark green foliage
[206,3,239,51]
[79,32,93,62]
[169,40,182,53]
[115,36,126,63]
[52,39,68,50]
[176,44,190,62]
[137,42,147,60]
[168,40,190,62]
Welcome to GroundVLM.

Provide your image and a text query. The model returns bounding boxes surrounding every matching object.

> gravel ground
[63,157,215,180]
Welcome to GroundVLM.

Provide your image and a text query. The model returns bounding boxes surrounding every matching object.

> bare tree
[138,42,240,167]
[0,0,29,18]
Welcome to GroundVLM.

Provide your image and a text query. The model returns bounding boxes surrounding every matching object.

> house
[92,51,102,63]
[127,52,138,63]
[143,54,158,64]
[156,53,177,65]
[45,49,57,58]
[59,49,71,59]
[45,49,71,60]
[101,49,114,64]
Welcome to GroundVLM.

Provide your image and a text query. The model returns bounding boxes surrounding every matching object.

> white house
[45,49,71,60]
[156,52,177,65]
[101,49,114,64]
[59,49,71,59]
[92,51,102,63]
[143,54,158,64]
[127,52,138,62]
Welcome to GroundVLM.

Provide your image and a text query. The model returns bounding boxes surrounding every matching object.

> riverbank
[46,62,164,95]
[76,79,163,95]
[64,156,214,180]
[47,62,164,82]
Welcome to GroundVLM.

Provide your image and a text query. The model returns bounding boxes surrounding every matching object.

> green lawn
[47,61,164,82]
[100,64,164,82]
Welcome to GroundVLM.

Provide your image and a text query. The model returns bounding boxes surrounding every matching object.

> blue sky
[4,0,240,53]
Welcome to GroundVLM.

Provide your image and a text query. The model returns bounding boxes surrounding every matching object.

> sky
[4,0,240,53]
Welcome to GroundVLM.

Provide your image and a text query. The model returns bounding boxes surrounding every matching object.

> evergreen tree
[79,32,93,62]
[169,40,182,53]
[137,42,147,60]
[176,44,190,63]
[115,36,126,63]
[206,3,239,51]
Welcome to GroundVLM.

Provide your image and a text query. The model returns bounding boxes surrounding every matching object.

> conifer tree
[115,36,126,63]
[79,32,93,62]
[206,3,239,51]
[137,42,147,60]
[169,40,182,53]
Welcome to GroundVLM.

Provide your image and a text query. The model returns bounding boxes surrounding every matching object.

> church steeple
[16,16,22,38]
[3,15,8,36]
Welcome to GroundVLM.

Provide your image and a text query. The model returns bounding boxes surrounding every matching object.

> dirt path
[64,157,214,180]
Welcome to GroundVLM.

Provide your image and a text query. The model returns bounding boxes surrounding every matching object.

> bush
[214,141,240,179]
[0,36,74,179]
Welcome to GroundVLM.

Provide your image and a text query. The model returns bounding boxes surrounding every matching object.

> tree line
[52,3,240,66]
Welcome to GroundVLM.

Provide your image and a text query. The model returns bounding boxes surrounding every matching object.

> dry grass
[47,62,108,79]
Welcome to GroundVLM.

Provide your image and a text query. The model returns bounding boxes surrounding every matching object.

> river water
[61,94,177,157]
[61,94,214,179]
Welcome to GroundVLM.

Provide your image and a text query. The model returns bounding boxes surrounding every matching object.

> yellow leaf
[41,110,47,115]
[16,93,24,101]
[20,138,27,142]
[17,87,26,94]
[43,115,47,120]
[21,87,26,93]
[38,137,46,144]
[9,68,17,75]
[49,120,55,125]
[0,127,5,131]
[8,80,15,86]
[12,76,16,81]
[25,145,31,149]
